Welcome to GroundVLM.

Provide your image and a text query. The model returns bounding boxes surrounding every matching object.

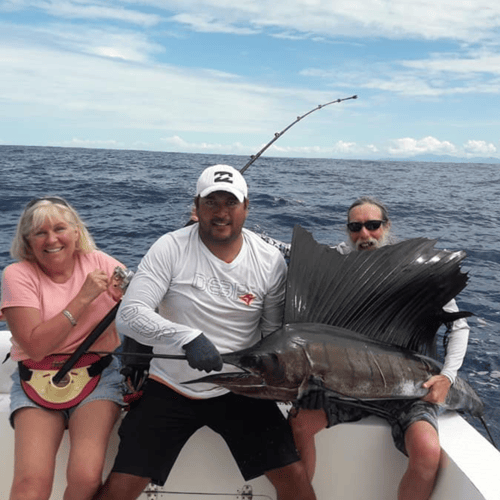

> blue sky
[1,0,500,160]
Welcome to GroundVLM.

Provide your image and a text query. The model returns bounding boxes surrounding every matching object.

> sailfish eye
[241,354,261,369]
[241,353,282,376]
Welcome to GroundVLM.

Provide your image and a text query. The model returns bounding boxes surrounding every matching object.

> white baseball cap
[196,165,248,203]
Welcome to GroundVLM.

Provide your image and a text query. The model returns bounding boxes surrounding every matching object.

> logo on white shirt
[192,273,256,304]
[238,293,256,306]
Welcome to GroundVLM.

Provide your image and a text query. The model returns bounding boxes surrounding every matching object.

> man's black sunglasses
[347,220,386,233]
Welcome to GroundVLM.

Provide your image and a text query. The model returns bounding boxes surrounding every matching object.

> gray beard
[351,232,392,251]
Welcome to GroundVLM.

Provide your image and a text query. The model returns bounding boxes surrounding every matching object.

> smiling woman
[11,197,96,264]
[0,196,126,500]
[25,211,80,281]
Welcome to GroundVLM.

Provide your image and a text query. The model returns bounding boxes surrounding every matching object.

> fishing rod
[98,351,186,360]
[52,96,359,382]
[239,94,357,174]
[52,302,122,385]
[52,267,134,385]
[184,94,357,227]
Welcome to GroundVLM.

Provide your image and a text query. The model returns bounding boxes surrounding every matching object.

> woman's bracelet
[62,309,77,327]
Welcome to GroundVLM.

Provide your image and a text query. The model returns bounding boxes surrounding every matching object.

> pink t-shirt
[1,251,123,361]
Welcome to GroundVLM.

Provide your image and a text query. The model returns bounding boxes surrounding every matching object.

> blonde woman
[1,196,126,500]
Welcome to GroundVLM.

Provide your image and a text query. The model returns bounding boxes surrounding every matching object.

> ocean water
[1,144,499,445]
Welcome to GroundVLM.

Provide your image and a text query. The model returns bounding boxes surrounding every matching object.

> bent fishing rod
[52,94,358,382]
[240,94,357,174]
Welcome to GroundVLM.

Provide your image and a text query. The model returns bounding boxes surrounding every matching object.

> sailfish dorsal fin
[284,225,471,354]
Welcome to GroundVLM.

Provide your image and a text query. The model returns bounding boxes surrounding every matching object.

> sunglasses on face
[347,220,386,233]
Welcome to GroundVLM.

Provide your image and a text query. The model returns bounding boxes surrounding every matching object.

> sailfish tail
[446,377,484,416]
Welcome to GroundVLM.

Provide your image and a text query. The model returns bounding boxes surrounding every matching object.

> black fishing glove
[182,333,223,373]
[296,377,329,410]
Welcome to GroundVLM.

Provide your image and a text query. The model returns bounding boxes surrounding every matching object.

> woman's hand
[79,269,111,303]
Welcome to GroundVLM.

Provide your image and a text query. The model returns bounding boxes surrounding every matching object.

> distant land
[1,145,499,164]
[378,154,500,164]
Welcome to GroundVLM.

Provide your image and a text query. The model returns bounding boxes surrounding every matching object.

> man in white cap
[95,165,316,500]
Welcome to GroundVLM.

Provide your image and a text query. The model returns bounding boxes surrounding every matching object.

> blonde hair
[10,196,97,262]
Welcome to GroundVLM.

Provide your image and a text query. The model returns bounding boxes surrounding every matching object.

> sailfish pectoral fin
[296,376,329,410]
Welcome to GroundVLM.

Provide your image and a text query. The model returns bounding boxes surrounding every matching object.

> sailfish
[187,225,483,417]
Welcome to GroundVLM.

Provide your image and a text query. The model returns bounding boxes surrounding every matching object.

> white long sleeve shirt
[116,224,287,398]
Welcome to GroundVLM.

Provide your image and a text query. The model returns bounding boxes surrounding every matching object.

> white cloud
[59,137,124,148]
[159,135,376,158]
[463,140,497,156]
[361,75,444,97]
[0,0,30,11]
[0,21,165,63]
[170,13,258,35]
[132,0,500,42]
[83,31,164,62]
[332,140,358,153]
[6,0,500,43]
[268,139,381,157]
[303,47,500,98]
[402,52,500,76]
[365,144,379,153]
[161,135,250,154]
[0,39,336,137]
[5,0,162,26]
[388,136,458,156]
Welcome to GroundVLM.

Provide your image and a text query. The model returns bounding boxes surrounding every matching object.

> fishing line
[478,415,499,449]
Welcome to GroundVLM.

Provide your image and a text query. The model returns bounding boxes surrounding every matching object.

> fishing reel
[113,266,135,291]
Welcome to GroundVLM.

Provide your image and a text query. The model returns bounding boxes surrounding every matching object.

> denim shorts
[325,398,441,455]
[9,355,126,427]
[389,400,441,455]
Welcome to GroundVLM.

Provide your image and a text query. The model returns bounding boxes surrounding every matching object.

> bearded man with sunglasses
[290,196,470,500]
